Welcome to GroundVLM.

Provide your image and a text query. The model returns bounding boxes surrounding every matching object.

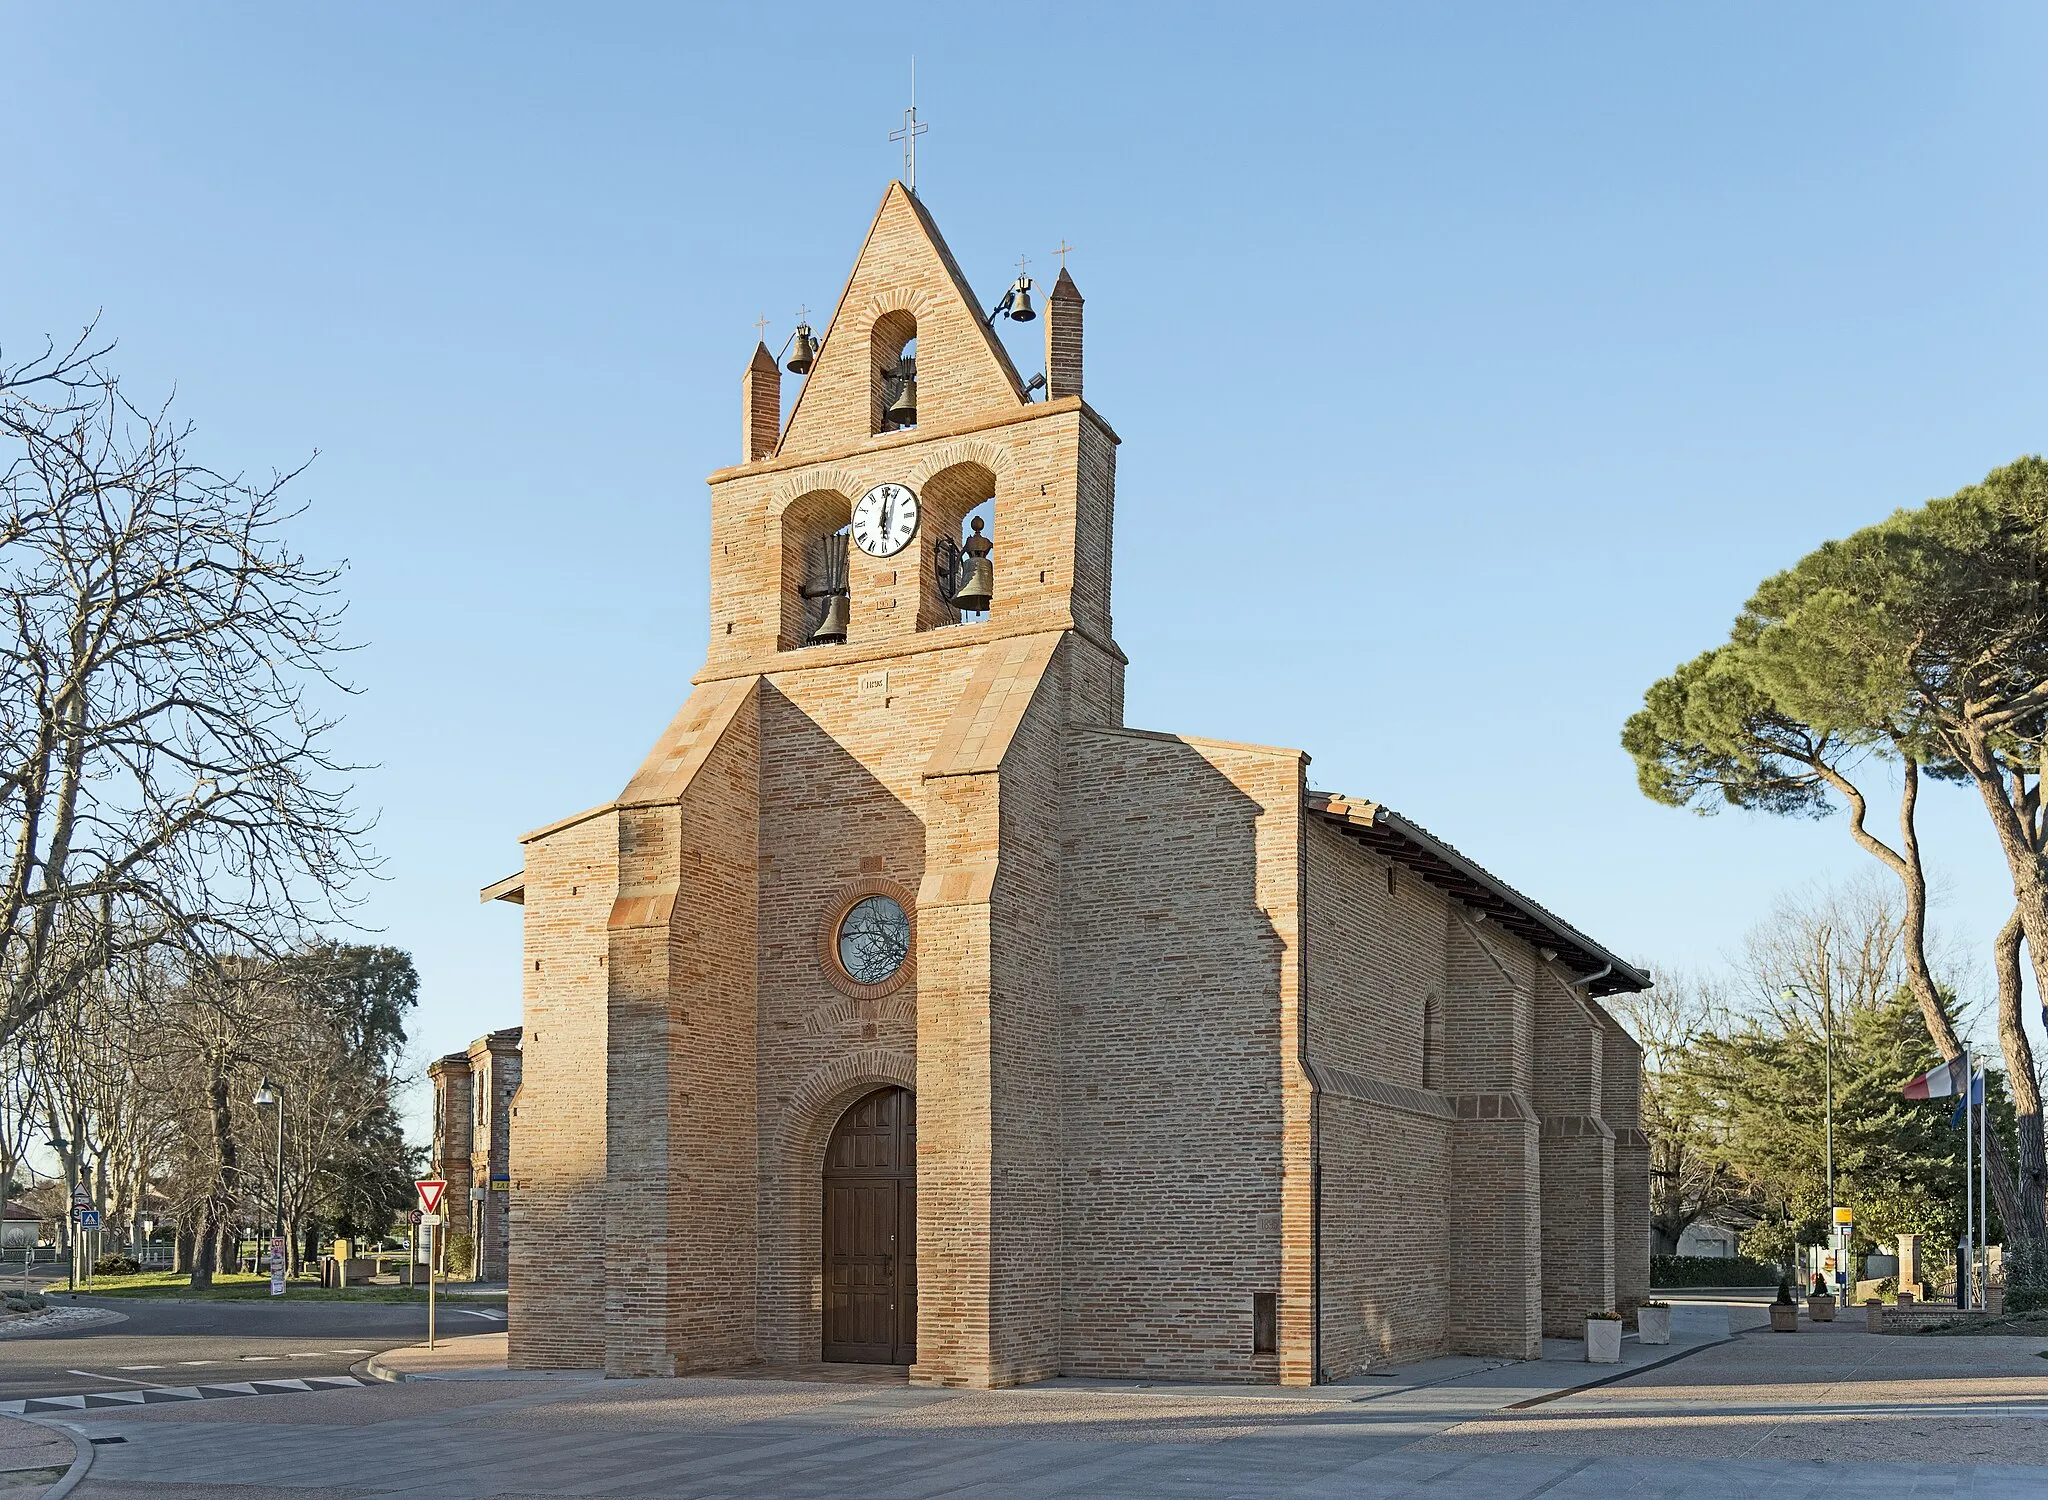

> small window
[1253,1292,1278,1355]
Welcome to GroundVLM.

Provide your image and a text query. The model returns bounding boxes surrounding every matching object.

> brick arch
[905,439,1016,485]
[770,468,866,518]
[777,487,854,650]
[776,1049,918,1174]
[759,1048,917,1362]
[861,286,934,322]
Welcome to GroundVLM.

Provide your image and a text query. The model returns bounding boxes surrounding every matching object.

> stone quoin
[483,180,1650,1387]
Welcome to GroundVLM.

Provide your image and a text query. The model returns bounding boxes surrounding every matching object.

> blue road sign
[76,1208,101,1230]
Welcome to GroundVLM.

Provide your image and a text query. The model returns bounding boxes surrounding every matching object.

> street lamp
[252,1080,284,1243]
[1782,984,1837,1302]
[49,1135,71,1293]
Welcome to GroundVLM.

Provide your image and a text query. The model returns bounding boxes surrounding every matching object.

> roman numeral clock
[851,482,919,558]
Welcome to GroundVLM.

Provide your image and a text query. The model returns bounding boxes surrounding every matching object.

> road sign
[76,1208,101,1230]
[419,1212,442,1227]
[70,1183,90,1206]
[269,1235,286,1297]
[415,1179,447,1216]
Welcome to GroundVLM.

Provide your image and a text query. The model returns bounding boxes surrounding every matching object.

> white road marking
[115,1364,164,1371]
[240,1355,281,1361]
[63,1369,162,1387]
[453,1309,505,1321]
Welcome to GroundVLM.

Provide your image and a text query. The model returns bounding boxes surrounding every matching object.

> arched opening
[917,461,997,630]
[779,490,852,650]
[822,1085,916,1364]
[871,311,917,434]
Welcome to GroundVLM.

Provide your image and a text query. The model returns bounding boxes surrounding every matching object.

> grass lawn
[60,1270,503,1302]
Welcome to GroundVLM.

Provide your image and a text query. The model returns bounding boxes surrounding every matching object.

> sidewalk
[363,1332,586,1383]
[50,1300,2048,1499]
[0,1413,78,1497]
[361,1302,1730,1407]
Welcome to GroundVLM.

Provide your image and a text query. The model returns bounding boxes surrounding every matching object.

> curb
[10,1417,91,1500]
[1503,1336,1731,1410]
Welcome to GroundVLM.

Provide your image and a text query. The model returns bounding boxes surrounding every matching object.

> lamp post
[252,1081,284,1286]
[50,1135,72,1293]
[1782,985,1838,1303]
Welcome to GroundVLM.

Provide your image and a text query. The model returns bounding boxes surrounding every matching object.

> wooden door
[823,1086,916,1364]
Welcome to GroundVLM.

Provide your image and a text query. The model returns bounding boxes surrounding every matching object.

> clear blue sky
[7,4,2045,1129]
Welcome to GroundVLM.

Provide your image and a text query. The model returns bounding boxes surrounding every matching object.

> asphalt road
[0,1296,476,1401]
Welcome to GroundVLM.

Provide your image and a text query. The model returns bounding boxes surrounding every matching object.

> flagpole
[1963,1049,1974,1309]
[1979,1061,1988,1308]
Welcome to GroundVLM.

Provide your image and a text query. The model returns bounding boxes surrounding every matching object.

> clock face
[851,482,920,558]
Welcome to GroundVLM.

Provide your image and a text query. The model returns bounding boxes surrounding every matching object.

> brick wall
[1057,726,1301,1383]
[508,812,618,1371]
[1535,969,1614,1335]
[1598,1008,1650,1312]
[1303,819,1453,1374]
[1443,920,1542,1358]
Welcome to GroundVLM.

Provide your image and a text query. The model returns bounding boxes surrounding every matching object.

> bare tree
[1610,972,1742,1253]
[0,348,372,1046]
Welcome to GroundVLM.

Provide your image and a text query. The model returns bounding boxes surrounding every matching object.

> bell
[786,322,817,376]
[885,368,917,426]
[952,516,994,613]
[808,591,849,645]
[1007,277,1036,322]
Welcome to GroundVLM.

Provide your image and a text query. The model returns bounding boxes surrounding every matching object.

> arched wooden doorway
[822,1085,916,1364]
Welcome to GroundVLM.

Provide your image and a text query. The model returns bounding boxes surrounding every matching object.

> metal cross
[1014,253,1031,283]
[1053,240,1074,270]
[753,314,771,342]
[890,58,928,190]
[890,106,928,190]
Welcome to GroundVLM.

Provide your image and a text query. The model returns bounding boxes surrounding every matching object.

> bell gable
[775,182,1028,461]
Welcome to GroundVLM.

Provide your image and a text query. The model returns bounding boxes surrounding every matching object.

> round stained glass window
[837,895,911,985]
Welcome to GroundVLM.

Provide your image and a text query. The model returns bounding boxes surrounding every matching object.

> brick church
[484,179,1651,1387]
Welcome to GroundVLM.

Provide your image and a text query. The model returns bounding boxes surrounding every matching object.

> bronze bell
[808,591,849,645]
[786,322,818,375]
[952,516,994,612]
[1007,276,1036,322]
[885,363,917,426]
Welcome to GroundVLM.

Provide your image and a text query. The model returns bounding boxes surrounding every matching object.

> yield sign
[415,1178,448,1216]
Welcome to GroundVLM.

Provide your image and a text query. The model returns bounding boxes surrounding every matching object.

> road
[0,1296,494,1401]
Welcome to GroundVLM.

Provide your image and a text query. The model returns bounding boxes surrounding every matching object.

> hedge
[1651,1253,1781,1287]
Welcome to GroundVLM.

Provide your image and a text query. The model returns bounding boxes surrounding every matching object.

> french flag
[1901,1057,1967,1100]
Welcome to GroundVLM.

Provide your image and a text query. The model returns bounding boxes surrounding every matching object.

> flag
[1949,1066,1986,1128]
[1901,1057,1967,1099]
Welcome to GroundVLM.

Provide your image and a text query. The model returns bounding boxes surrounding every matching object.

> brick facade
[427,1027,521,1282]
[489,181,1649,1385]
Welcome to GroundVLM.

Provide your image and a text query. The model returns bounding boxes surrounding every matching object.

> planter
[1770,1303,1798,1332]
[1585,1318,1623,1363]
[1806,1295,1835,1323]
[1636,1304,1671,1345]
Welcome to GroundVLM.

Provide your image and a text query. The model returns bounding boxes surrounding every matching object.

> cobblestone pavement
[32,1306,2048,1498]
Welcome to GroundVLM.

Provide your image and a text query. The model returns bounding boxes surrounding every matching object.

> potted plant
[1585,1308,1623,1363]
[1805,1275,1836,1322]
[1636,1299,1671,1345]
[1770,1278,1798,1332]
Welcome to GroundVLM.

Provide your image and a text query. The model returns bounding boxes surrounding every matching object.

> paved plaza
[7,1299,2043,1497]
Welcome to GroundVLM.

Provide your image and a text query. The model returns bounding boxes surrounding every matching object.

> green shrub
[92,1254,140,1276]
[1650,1253,1780,1287]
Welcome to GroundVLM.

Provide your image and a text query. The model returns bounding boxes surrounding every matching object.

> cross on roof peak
[888,59,929,191]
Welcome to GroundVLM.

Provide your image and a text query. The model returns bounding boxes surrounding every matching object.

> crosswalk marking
[0,1374,363,1416]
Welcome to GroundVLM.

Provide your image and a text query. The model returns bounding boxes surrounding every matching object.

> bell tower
[696,181,1123,721]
